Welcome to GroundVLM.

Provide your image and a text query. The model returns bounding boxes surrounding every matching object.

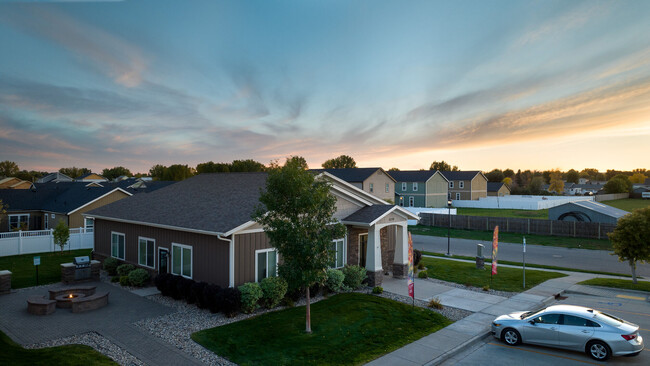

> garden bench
[71,291,109,313]
[27,296,56,315]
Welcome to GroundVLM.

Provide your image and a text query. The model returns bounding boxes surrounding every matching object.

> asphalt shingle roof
[487,182,505,192]
[87,173,268,233]
[311,168,394,183]
[441,171,483,181]
[342,205,394,224]
[387,170,442,183]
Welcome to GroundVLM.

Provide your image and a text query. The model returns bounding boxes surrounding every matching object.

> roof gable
[310,168,395,183]
[441,171,485,181]
[387,170,447,183]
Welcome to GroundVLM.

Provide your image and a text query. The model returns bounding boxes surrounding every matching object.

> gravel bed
[421,277,518,298]
[377,290,473,321]
[25,332,144,366]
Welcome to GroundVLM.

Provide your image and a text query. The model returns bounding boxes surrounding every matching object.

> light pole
[447,199,452,256]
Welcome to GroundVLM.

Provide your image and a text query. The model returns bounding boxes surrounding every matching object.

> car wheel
[587,340,610,361]
[502,328,521,346]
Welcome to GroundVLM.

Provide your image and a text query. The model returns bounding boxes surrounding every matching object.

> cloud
[0,6,146,87]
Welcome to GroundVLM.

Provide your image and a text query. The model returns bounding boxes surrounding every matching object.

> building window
[111,232,125,260]
[456,193,461,200]
[399,197,404,206]
[330,239,345,268]
[409,196,415,207]
[413,182,418,191]
[459,181,464,189]
[8,214,29,231]
[138,237,155,268]
[449,181,454,188]
[385,183,389,193]
[172,243,192,279]
[44,214,49,230]
[369,183,374,193]
[85,218,94,231]
[256,248,278,282]
[401,182,407,191]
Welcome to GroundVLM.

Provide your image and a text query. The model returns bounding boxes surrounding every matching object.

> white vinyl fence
[0,228,94,257]
[451,195,595,210]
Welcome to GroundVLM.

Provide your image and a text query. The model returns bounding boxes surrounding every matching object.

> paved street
[412,234,650,277]
[442,289,650,366]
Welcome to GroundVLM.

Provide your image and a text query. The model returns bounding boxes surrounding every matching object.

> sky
[1,0,650,174]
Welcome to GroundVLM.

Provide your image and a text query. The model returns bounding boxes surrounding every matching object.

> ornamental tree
[53,220,70,254]
[608,208,650,283]
[254,158,345,333]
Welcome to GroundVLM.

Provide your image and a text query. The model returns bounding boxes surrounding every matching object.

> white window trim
[255,248,278,282]
[85,217,94,230]
[413,182,418,191]
[111,231,125,260]
[401,182,407,191]
[459,181,465,189]
[44,214,49,230]
[449,181,454,188]
[456,192,461,200]
[171,242,193,279]
[369,183,374,193]
[358,233,368,266]
[8,214,29,230]
[385,183,389,193]
[330,238,346,269]
[409,196,415,207]
[138,236,156,269]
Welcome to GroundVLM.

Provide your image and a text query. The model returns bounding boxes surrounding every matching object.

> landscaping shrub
[325,269,345,293]
[428,297,443,309]
[218,287,241,317]
[116,264,136,277]
[190,282,208,308]
[154,273,171,293]
[166,275,183,300]
[417,262,425,270]
[110,276,120,283]
[239,282,263,314]
[128,268,150,287]
[413,249,422,266]
[418,271,429,279]
[482,285,490,292]
[119,275,130,286]
[372,286,383,294]
[103,257,120,276]
[176,277,194,302]
[309,282,322,297]
[341,265,367,290]
[203,284,222,313]
[260,277,288,309]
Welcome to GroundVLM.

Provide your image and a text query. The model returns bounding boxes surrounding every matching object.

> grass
[420,251,635,278]
[192,293,451,365]
[578,278,650,293]
[0,249,92,289]
[456,207,548,219]
[601,198,650,212]
[421,257,566,292]
[409,225,613,251]
[0,329,116,366]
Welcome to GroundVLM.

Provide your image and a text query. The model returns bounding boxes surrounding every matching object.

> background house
[487,182,510,197]
[0,177,34,190]
[388,170,448,208]
[310,168,396,202]
[441,171,488,201]
[75,173,109,183]
[35,172,74,183]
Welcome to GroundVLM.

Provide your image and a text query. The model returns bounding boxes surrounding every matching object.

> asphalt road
[412,235,650,277]
[443,291,650,365]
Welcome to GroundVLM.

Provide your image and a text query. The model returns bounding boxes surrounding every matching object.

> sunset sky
[1,0,649,174]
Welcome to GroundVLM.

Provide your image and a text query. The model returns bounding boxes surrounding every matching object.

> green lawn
[192,293,451,365]
[601,198,650,212]
[421,257,566,292]
[578,278,650,293]
[456,207,549,219]
[0,330,116,366]
[0,249,92,289]
[409,225,612,251]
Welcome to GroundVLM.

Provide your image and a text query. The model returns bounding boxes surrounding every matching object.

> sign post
[523,237,526,289]
[33,256,41,286]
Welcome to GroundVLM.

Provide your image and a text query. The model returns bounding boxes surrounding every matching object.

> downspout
[217,233,235,288]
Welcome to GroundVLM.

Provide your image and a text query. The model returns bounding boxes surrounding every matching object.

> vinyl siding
[425,173,448,207]
[68,190,131,228]
[234,231,273,286]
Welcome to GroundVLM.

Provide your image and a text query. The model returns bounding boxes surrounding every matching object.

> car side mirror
[528,320,536,325]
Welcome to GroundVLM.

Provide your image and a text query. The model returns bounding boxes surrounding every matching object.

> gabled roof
[76,173,107,181]
[341,205,418,226]
[310,168,396,183]
[387,170,447,183]
[487,182,509,192]
[36,172,74,183]
[441,171,486,181]
[553,201,629,219]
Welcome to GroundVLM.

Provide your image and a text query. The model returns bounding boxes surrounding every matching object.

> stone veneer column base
[366,270,383,287]
[0,270,12,294]
[392,263,408,279]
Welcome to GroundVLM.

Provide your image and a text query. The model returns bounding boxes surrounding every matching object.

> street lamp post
[447,199,452,256]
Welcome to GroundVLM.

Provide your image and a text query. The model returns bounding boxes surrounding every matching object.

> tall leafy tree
[429,160,458,171]
[528,176,544,194]
[565,169,580,184]
[230,159,266,172]
[503,169,515,178]
[254,158,345,333]
[285,156,309,170]
[630,173,647,184]
[0,160,19,178]
[548,170,564,194]
[388,167,400,171]
[608,208,650,283]
[604,174,633,194]
[165,164,195,181]
[102,166,132,180]
[59,167,91,179]
[322,155,356,169]
[485,169,504,182]
[149,164,167,180]
[196,161,231,174]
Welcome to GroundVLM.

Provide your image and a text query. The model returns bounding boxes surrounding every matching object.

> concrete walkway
[367,266,596,365]
[0,281,203,365]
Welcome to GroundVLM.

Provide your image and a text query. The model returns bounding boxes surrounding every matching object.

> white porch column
[392,224,409,279]
[365,224,383,286]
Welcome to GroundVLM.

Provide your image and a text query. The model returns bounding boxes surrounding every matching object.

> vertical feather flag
[492,226,499,275]
[408,232,414,299]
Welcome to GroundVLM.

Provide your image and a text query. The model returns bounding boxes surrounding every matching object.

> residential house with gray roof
[310,168,396,202]
[441,171,488,201]
[387,170,448,208]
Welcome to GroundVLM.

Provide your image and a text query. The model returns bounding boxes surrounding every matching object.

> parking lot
[443,290,650,365]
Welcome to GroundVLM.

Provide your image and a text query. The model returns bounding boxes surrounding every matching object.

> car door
[556,315,595,351]
[522,313,561,346]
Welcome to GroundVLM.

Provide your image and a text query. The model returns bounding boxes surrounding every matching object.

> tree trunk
[630,259,637,284]
[305,286,312,333]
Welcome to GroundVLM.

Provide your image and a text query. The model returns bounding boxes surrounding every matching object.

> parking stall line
[615,294,647,301]
[487,342,601,365]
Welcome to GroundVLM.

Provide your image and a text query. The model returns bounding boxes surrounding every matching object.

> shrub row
[154,273,242,317]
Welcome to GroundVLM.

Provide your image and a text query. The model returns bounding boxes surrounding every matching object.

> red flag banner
[492,226,499,275]
[408,232,414,299]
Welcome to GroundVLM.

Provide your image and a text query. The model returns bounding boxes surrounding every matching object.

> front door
[158,248,169,274]
[359,233,368,268]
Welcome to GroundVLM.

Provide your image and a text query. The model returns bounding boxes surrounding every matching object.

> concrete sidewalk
[367,270,595,365]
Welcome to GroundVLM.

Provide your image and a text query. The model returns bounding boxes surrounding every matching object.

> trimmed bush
[110,276,120,283]
[119,275,130,286]
[418,271,429,279]
[116,264,136,277]
[239,282,263,314]
[218,287,241,317]
[128,268,150,287]
[203,284,222,313]
[325,269,345,293]
[176,277,194,302]
[260,277,288,309]
[414,249,422,267]
[342,265,367,290]
[103,257,120,276]
[417,262,425,270]
[166,275,183,300]
[154,273,171,292]
[372,286,383,294]
[188,281,206,305]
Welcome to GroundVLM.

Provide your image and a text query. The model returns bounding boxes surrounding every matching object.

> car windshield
[520,309,544,319]
[593,311,625,327]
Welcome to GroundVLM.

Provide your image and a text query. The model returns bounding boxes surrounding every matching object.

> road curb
[424,332,491,366]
